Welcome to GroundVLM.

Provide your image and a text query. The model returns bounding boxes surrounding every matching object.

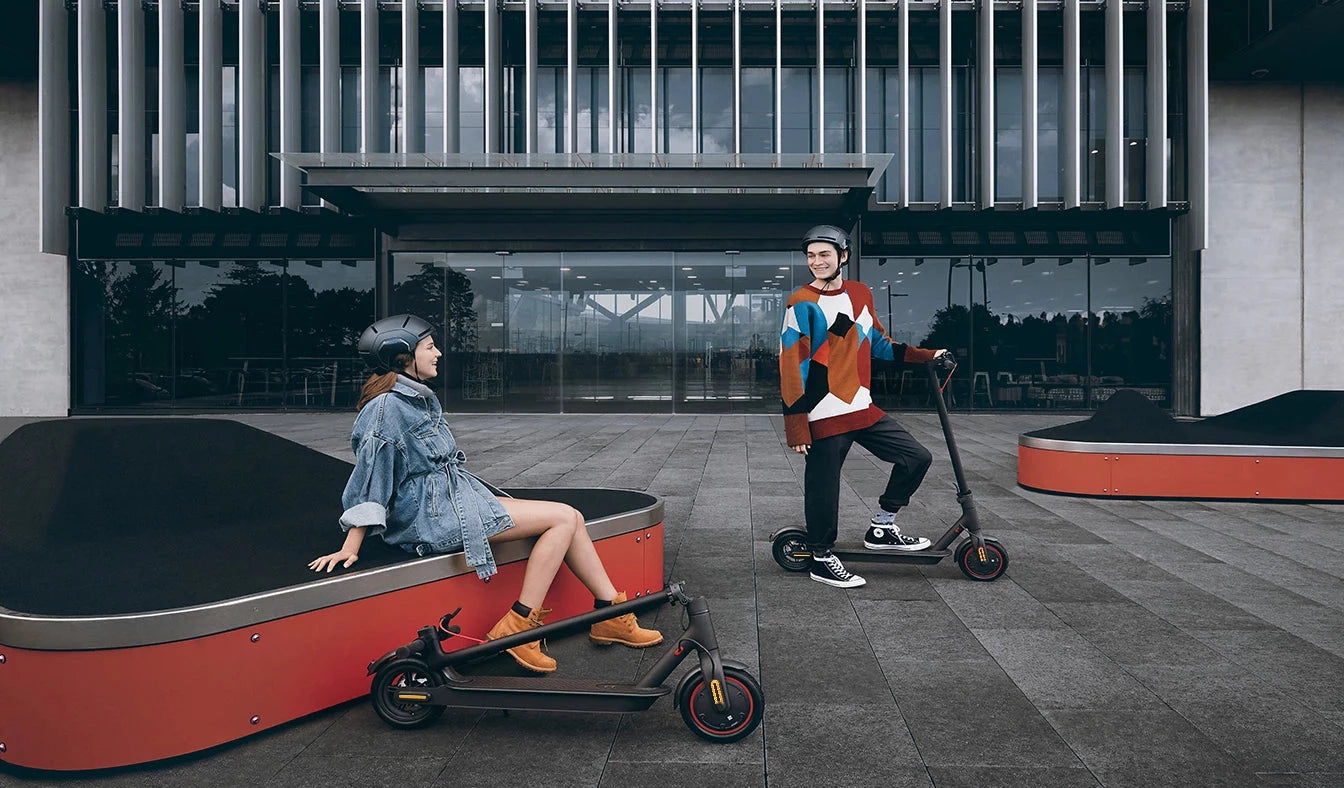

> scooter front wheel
[955,537,1008,581]
[770,529,811,573]
[371,658,446,729]
[677,666,765,743]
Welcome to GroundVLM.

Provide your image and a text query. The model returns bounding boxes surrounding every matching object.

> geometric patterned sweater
[779,279,937,446]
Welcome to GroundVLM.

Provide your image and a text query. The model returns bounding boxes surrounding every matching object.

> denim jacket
[339,375,513,580]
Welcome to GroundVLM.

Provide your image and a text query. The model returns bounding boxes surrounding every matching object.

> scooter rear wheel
[955,537,1008,581]
[771,529,811,573]
[371,658,446,729]
[677,666,765,743]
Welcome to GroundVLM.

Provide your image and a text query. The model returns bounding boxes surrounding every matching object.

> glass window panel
[1039,68,1062,201]
[281,260,376,409]
[675,251,795,413]
[740,68,775,154]
[1089,255,1171,406]
[176,261,286,408]
[995,68,1023,202]
[502,253,562,411]
[73,261,176,407]
[562,252,674,412]
[977,256,1088,408]
[699,68,732,154]
[391,252,504,412]
[625,67,652,153]
[780,67,813,153]
[663,67,694,153]
[460,67,484,154]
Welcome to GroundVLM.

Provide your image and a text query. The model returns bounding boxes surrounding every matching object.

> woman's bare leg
[493,498,617,607]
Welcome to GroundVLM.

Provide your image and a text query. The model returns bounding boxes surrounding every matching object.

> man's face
[805,241,847,280]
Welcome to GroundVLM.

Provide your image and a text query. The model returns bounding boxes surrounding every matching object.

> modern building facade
[3,1,1341,417]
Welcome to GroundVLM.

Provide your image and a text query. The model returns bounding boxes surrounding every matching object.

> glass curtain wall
[862,255,1171,410]
[390,251,804,414]
[72,259,375,409]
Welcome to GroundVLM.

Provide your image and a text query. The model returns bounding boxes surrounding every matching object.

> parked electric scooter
[366,581,764,742]
[769,356,1009,581]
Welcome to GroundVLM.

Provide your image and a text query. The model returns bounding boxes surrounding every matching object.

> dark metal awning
[274,152,892,232]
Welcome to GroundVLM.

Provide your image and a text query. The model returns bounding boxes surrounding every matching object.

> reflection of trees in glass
[392,265,478,351]
[178,262,284,371]
[83,261,176,402]
[920,292,1173,385]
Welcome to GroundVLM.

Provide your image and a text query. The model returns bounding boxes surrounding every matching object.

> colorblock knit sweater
[779,280,937,446]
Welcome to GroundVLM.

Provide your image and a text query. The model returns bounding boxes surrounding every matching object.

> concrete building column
[1203,83,1344,415]
[1,81,70,416]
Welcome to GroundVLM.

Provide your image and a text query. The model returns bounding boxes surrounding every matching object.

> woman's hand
[308,549,359,573]
[790,444,810,455]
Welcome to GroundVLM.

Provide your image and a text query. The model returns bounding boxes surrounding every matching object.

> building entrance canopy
[275,152,892,235]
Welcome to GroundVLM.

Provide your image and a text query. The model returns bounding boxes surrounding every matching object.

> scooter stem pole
[926,361,970,496]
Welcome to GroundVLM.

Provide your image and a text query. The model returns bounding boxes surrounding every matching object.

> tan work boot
[486,607,556,673]
[589,592,664,648]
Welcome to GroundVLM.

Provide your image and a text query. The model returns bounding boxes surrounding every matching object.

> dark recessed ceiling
[1210,1,1344,82]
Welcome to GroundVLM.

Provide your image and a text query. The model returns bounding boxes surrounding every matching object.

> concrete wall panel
[0,80,70,416]
[1301,85,1344,393]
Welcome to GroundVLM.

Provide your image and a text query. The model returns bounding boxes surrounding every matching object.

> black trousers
[803,416,933,551]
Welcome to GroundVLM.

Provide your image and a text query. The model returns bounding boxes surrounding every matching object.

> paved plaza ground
[2,411,1343,787]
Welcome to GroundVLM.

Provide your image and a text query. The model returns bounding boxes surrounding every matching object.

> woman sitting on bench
[309,314,661,673]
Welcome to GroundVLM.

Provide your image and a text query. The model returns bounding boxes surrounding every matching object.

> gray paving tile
[1044,601,1225,667]
[757,626,890,707]
[762,702,932,788]
[971,628,1165,711]
[857,599,996,664]
[598,761,765,787]
[432,710,619,786]
[1137,663,1344,774]
[924,766,1101,787]
[1043,709,1259,787]
[892,660,1084,769]
[272,755,449,788]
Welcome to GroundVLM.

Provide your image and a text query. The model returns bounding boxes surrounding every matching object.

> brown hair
[355,352,413,411]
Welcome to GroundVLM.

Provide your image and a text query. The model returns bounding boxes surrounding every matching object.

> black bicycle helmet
[801,224,851,255]
[358,314,435,374]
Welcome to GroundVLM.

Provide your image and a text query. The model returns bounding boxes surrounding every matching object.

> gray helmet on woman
[358,314,435,374]
[802,224,851,255]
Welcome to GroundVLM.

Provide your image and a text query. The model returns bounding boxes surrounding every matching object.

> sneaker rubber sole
[863,538,933,552]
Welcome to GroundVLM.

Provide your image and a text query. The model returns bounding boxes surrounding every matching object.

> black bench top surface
[1024,389,1344,447]
[0,419,654,617]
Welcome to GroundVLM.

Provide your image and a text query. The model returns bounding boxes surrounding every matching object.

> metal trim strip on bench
[1018,435,1344,459]
[0,493,661,652]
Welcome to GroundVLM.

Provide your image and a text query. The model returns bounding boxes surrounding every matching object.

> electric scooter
[366,581,764,742]
[769,356,1009,581]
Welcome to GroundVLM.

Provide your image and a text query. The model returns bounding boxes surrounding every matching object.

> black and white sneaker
[864,524,932,552]
[809,551,866,588]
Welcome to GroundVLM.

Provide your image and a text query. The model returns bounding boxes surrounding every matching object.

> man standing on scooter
[780,224,951,588]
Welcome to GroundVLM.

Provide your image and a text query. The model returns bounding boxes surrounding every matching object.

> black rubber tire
[955,537,1008,581]
[370,659,446,729]
[677,666,765,743]
[771,529,811,573]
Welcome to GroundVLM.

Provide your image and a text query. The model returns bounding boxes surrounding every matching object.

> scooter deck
[414,674,672,713]
[830,547,950,565]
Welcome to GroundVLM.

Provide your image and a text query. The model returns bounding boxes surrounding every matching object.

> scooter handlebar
[928,352,956,372]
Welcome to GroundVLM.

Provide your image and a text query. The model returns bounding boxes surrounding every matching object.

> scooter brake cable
[938,362,957,394]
